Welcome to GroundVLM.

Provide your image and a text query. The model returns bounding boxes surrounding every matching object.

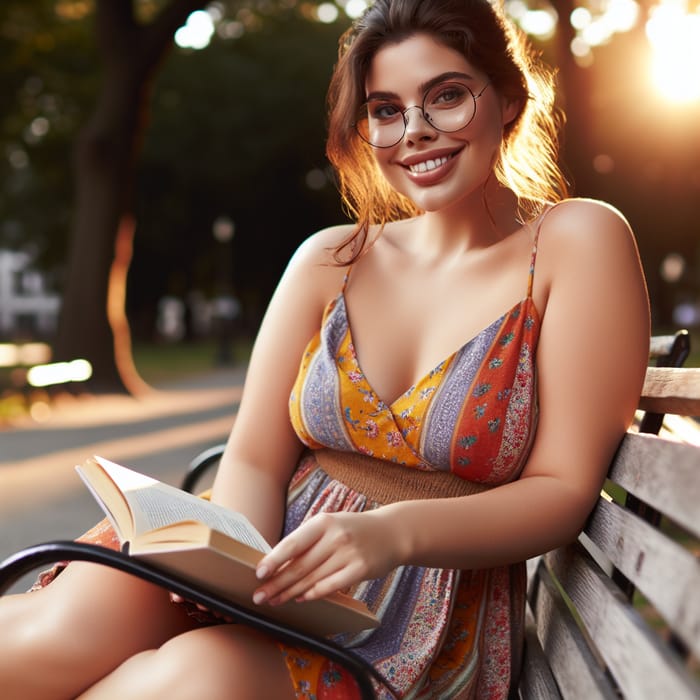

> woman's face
[363,33,518,214]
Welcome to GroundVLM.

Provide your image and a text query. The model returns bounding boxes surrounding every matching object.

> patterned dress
[282,234,541,699]
[32,232,541,699]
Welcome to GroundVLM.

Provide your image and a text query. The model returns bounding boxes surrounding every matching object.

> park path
[0,367,245,592]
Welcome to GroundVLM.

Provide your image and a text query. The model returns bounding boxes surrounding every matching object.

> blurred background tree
[1,0,699,394]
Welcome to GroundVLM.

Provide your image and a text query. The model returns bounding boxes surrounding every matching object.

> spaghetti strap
[341,263,355,294]
[526,222,541,299]
[526,202,561,298]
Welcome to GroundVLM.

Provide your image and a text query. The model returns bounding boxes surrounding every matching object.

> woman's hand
[252,508,405,606]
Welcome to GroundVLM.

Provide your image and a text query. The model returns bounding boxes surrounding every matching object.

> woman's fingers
[260,550,364,606]
[253,511,381,605]
[255,514,327,580]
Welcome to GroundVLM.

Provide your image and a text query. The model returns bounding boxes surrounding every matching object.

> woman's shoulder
[532,198,644,303]
[535,197,640,267]
[539,198,634,245]
[276,224,357,309]
[289,223,358,268]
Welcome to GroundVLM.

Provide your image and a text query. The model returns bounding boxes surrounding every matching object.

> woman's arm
[208,225,353,546]
[253,199,651,603]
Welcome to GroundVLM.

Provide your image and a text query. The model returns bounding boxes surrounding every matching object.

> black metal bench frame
[0,331,694,699]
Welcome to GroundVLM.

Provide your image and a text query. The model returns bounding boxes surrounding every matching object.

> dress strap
[341,263,355,294]
[526,226,540,299]
[526,203,558,298]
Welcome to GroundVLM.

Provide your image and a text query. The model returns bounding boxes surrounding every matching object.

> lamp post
[211,216,238,365]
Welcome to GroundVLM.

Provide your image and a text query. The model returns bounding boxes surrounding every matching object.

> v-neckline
[335,292,538,411]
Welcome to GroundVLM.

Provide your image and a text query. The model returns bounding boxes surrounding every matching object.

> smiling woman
[0,1,650,699]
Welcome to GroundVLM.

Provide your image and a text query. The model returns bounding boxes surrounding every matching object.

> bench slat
[585,496,700,658]
[546,543,700,699]
[640,367,700,416]
[609,432,700,538]
[518,606,563,700]
[528,560,618,699]
[648,335,683,359]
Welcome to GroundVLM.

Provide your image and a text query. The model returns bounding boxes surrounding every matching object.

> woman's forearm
[210,458,289,546]
[381,474,596,571]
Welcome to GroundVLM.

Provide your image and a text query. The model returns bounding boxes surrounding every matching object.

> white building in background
[0,250,60,337]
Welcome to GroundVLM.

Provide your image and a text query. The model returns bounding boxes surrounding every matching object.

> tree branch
[94,0,138,63]
[138,0,209,70]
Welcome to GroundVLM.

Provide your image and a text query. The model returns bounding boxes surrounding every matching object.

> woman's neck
[410,185,521,263]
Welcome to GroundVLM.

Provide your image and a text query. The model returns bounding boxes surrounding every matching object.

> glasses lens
[355,102,404,148]
[355,82,478,147]
[423,82,476,132]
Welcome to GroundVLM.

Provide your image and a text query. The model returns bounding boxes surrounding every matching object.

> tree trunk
[552,0,597,196]
[53,0,206,393]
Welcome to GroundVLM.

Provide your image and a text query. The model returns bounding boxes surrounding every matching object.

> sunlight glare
[607,0,640,33]
[647,4,700,103]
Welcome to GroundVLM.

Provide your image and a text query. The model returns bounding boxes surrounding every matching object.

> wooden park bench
[519,363,700,698]
[1,333,698,699]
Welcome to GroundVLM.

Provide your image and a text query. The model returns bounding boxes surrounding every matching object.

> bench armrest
[0,541,381,700]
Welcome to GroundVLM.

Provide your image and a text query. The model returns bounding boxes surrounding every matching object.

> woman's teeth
[409,155,451,173]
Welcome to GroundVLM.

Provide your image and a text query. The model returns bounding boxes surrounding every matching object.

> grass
[132,337,252,386]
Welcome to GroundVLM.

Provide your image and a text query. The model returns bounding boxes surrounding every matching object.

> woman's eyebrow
[366,71,475,102]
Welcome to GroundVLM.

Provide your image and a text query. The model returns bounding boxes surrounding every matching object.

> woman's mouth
[407,154,453,174]
[401,148,462,184]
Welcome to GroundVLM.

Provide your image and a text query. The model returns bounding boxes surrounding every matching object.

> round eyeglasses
[354,82,489,149]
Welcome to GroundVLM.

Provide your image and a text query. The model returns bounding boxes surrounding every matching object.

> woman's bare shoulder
[273,224,357,312]
[533,197,646,314]
[540,198,635,247]
[291,223,358,267]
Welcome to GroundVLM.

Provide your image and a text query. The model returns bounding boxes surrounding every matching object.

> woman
[0,0,650,698]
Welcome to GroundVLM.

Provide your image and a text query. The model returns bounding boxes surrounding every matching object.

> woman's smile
[366,34,512,214]
[399,146,463,185]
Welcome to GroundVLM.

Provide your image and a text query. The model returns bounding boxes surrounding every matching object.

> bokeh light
[316,3,339,23]
[175,10,216,50]
[343,0,369,19]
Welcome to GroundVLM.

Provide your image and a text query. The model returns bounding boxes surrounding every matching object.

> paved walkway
[0,366,246,593]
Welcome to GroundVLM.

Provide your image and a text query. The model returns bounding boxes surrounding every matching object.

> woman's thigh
[0,560,198,700]
[79,624,296,700]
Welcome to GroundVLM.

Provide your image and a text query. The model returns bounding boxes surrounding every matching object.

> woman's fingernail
[253,591,266,605]
[256,565,268,580]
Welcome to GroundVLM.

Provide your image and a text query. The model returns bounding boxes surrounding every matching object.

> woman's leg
[78,624,296,700]
[0,560,199,700]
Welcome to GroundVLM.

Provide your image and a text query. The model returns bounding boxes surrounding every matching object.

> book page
[88,456,270,553]
[128,483,271,553]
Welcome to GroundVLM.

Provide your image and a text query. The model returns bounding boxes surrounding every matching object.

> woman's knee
[160,626,295,700]
[29,561,195,649]
[0,562,197,699]
[84,625,295,700]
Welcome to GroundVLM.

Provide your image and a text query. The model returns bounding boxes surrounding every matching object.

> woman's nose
[403,106,436,142]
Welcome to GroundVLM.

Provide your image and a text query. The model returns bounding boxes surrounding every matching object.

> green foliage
[1,0,350,317]
[129,9,352,333]
[0,0,99,273]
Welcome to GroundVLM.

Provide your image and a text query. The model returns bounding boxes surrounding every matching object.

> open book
[76,456,379,637]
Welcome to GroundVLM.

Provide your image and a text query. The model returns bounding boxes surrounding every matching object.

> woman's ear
[501,98,522,127]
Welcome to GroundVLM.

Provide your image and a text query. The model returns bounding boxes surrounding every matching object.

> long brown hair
[325,0,569,263]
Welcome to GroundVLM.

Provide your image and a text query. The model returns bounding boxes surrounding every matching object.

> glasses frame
[354,82,490,149]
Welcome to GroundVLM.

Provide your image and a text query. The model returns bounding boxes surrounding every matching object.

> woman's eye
[370,103,401,121]
[430,84,468,107]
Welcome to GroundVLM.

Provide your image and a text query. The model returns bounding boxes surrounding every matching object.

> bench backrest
[520,364,700,699]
